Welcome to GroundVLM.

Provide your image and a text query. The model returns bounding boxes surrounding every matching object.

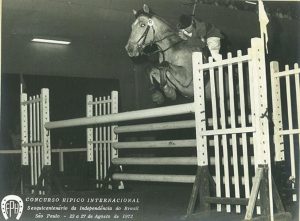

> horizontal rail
[112,157,197,165]
[21,98,41,105]
[87,99,112,105]
[199,54,251,71]
[21,142,43,147]
[45,103,195,129]
[0,149,22,154]
[112,173,195,183]
[204,197,254,206]
[113,136,254,149]
[52,148,86,153]
[113,173,250,185]
[0,134,254,155]
[114,115,252,134]
[113,139,196,149]
[88,141,113,144]
[114,120,195,133]
[112,156,255,166]
[0,148,87,155]
[200,127,255,136]
[278,129,300,136]
[275,68,300,78]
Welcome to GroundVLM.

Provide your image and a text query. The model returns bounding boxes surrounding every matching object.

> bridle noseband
[135,16,182,59]
[136,18,156,52]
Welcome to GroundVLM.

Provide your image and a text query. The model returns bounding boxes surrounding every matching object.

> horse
[125,4,210,104]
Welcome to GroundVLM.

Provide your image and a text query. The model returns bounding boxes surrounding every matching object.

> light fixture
[32,38,71,45]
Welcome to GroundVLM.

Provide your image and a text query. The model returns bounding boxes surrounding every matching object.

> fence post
[86,95,93,162]
[270,61,285,162]
[40,88,51,193]
[187,52,210,215]
[21,93,29,166]
[111,91,123,189]
[248,37,273,220]
[20,92,29,194]
[111,91,118,160]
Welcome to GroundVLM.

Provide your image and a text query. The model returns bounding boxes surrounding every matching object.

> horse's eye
[140,23,146,27]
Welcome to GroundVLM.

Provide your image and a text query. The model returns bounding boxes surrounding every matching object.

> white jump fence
[86,92,119,188]
[13,37,297,220]
[270,61,300,202]
[20,89,50,194]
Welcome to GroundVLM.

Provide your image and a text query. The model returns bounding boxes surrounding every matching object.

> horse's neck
[153,18,180,58]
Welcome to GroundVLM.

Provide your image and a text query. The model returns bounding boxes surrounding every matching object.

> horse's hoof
[163,86,176,100]
[152,91,165,104]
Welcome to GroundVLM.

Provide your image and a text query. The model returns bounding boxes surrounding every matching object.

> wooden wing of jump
[86,91,118,189]
[21,88,50,194]
[190,38,278,220]
[270,61,300,203]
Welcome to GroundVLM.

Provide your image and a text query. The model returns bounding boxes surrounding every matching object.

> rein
[143,39,183,61]
[136,17,183,60]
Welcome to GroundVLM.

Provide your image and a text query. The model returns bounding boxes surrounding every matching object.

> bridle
[136,18,155,52]
[135,16,183,60]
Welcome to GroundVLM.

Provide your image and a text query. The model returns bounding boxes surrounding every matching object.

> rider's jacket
[186,19,223,48]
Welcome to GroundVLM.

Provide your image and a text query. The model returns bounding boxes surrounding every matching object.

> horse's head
[125,4,157,57]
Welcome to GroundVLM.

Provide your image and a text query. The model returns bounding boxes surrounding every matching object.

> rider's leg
[207,37,222,61]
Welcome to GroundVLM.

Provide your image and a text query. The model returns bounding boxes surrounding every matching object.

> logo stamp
[1,195,24,220]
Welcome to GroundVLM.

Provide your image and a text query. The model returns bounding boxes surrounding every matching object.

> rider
[177,14,223,61]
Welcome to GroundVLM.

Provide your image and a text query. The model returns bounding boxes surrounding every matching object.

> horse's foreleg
[162,84,177,100]
[151,90,165,104]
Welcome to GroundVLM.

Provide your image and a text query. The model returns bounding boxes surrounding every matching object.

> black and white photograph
[0,0,299,220]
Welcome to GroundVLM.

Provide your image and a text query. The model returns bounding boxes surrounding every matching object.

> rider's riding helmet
[177,14,194,30]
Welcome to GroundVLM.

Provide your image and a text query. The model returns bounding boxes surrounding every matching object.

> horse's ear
[132,9,137,16]
[143,4,150,14]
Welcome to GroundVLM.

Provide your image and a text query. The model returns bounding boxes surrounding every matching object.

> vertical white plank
[99,97,103,185]
[33,96,38,186]
[103,96,107,179]
[39,91,46,195]
[21,93,29,165]
[111,91,119,160]
[248,47,261,214]
[218,55,231,213]
[239,50,250,199]
[41,89,51,166]
[86,95,94,162]
[107,96,111,169]
[209,56,222,211]
[59,151,64,172]
[111,91,123,189]
[250,38,273,219]
[36,95,42,194]
[29,96,34,192]
[228,52,240,213]
[294,63,300,202]
[94,97,99,188]
[270,62,285,162]
[40,89,51,195]
[285,65,296,197]
[248,48,256,170]
[192,52,208,166]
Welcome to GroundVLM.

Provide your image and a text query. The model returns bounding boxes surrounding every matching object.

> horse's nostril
[126,45,133,53]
